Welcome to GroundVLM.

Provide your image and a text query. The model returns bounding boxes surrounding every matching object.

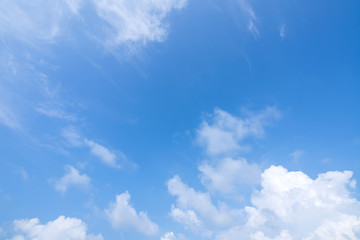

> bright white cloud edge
[168,163,360,240]
[105,191,159,236]
[8,215,103,240]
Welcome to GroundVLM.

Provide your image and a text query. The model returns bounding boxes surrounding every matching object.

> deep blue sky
[0,0,359,240]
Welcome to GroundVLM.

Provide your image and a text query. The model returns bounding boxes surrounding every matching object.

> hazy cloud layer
[196,107,281,156]
[199,157,261,194]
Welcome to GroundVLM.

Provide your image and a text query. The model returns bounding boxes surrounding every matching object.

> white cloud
[105,191,159,236]
[303,214,360,240]
[196,107,281,156]
[161,232,177,240]
[161,232,188,240]
[170,205,204,233]
[167,175,236,228]
[93,0,187,47]
[198,157,261,194]
[10,215,103,240]
[54,165,91,193]
[249,230,293,240]
[84,139,120,168]
[214,166,360,240]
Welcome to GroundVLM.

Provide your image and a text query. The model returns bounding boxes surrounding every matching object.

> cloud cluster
[217,166,360,240]
[167,175,244,237]
[105,191,159,236]
[167,107,360,239]
[169,164,360,239]
[9,216,103,240]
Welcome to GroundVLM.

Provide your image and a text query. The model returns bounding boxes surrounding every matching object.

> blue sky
[0,0,360,239]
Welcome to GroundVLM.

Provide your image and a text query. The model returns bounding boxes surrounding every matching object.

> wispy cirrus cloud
[84,139,120,168]
[62,126,124,168]
[0,0,187,50]
[237,0,260,39]
[36,106,77,122]
[93,0,187,48]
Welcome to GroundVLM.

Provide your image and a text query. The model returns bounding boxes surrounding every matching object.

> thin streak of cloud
[237,0,260,39]
[280,24,286,40]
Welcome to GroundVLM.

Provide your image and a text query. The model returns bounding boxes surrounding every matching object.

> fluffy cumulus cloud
[105,191,159,236]
[9,215,103,240]
[168,165,360,239]
[168,107,360,239]
[198,157,261,194]
[54,165,91,193]
[205,166,360,240]
[167,175,240,231]
[196,107,281,156]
